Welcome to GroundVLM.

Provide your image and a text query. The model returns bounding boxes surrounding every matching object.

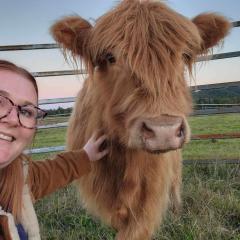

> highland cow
[51,1,230,239]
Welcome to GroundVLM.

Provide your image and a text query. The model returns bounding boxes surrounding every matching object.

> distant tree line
[192,86,240,105]
[46,107,72,116]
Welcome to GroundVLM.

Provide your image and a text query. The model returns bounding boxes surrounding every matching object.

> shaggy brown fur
[51,1,230,239]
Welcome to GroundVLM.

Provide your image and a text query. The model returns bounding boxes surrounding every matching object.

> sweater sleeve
[27,150,91,201]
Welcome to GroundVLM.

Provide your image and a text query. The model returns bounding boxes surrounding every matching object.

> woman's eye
[105,53,116,63]
[20,109,34,118]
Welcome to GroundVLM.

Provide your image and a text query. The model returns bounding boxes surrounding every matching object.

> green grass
[36,187,115,240]
[155,164,240,240]
[183,139,240,160]
[189,113,240,135]
[33,128,66,148]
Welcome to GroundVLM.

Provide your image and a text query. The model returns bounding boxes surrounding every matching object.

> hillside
[192,86,240,104]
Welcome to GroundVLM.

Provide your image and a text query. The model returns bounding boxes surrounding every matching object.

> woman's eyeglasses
[0,95,47,129]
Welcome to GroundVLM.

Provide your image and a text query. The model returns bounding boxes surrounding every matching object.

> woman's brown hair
[0,60,38,222]
[0,60,38,97]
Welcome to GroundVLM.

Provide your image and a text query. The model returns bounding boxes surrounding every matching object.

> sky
[0,0,239,101]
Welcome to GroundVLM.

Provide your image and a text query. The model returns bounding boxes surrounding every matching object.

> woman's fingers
[96,134,108,146]
[97,149,109,159]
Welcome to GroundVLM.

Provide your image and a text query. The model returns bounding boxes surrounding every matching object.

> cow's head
[51,0,230,154]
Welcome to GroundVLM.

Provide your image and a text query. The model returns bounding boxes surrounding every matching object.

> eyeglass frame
[0,94,47,129]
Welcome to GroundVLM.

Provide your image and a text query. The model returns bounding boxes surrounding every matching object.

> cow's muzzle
[137,115,188,153]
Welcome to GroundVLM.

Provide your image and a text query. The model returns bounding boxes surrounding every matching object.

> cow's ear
[50,16,92,56]
[192,13,231,53]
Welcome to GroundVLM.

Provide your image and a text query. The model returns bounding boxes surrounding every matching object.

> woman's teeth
[0,133,14,142]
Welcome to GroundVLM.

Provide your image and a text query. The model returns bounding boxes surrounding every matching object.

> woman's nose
[1,107,20,127]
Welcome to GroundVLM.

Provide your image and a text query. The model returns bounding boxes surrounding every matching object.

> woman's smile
[0,131,15,142]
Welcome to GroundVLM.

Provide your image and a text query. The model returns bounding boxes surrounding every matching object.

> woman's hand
[83,131,109,161]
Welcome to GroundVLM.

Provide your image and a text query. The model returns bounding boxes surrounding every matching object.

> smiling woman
[0,69,39,168]
[0,60,109,240]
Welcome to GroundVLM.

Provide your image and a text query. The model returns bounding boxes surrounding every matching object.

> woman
[0,60,108,240]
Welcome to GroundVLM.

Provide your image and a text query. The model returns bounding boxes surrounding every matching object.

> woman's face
[0,70,37,169]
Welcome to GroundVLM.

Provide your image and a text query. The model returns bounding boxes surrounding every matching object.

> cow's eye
[105,53,116,64]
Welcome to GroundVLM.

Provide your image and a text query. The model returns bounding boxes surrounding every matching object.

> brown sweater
[0,150,91,240]
[27,150,91,200]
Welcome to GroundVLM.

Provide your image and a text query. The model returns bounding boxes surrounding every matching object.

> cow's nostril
[141,122,155,139]
[177,123,185,138]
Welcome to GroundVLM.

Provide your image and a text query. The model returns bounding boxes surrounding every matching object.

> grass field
[32,113,240,239]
